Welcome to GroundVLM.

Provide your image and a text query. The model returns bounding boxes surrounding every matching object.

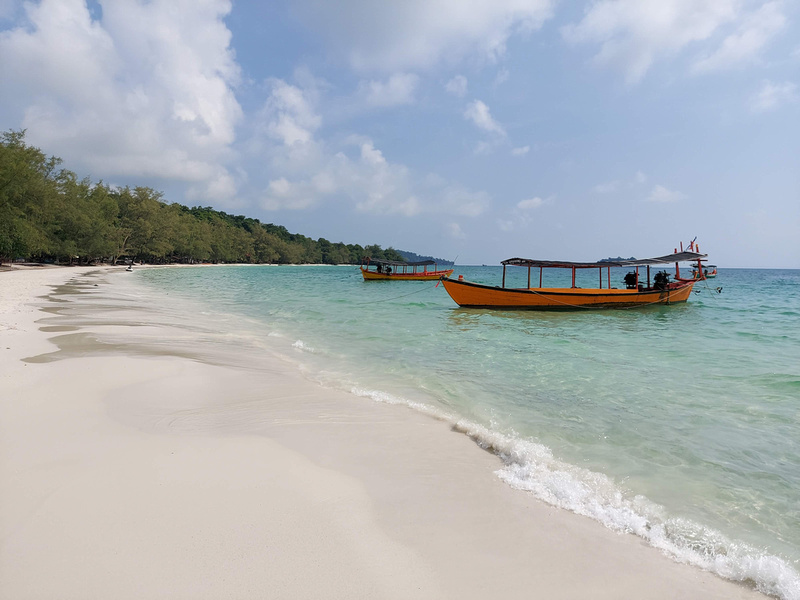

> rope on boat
[355,282,439,305]
[690,276,723,300]
[701,278,723,297]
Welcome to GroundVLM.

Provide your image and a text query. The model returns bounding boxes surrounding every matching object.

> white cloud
[593,181,620,194]
[445,75,468,97]
[497,218,515,231]
[750,80,798,112]
[438,185,490,217]
[0,0,242,202]
[472,141,495,156]
[595,171,647,193]
[289,0,556,72]
[360,72,420,107]
[188,170,238,204]
[563,0,741,83]
[692,1,785,73]
[259,136,420,215]
[464,99,506,136]
[263,79,322,146]
[446,222,467,239]
[494,67,510,86]
[261,178,316,211]
[646,184,687,202]
[256,78,490,217]
[496,195,548,230]
[517,196,544,210]
[511,145,530,156]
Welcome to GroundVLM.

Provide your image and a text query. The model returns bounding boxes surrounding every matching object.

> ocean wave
[348,384,800,600]
[452,420,800,600]
[350,387,451,421]
[292,339,318,353]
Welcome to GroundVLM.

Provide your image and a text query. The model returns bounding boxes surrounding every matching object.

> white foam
[349,387,452,421]
[292,340,317,353]
[451,419,800,600]
[342,388,799,600]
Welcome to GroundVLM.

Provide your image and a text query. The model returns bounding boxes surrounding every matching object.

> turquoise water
[135,265,800,599]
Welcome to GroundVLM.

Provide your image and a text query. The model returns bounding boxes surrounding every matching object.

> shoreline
[0,266,770,599]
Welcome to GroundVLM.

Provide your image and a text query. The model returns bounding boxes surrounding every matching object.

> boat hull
[361,268,454,281]
[441,278,696,309]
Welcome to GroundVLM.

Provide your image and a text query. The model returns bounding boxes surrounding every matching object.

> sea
[128,265,799,599]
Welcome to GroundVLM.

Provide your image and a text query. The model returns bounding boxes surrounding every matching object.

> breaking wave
[351,385,800,600]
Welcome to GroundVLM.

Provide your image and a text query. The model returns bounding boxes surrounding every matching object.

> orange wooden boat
[441,247,708,310]
[689,264,717,279]
[361,258,454,281]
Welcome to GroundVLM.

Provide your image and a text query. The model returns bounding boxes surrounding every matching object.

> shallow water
[133,265,800,599]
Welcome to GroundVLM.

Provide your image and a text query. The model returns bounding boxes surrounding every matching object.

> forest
[0,130,404,266]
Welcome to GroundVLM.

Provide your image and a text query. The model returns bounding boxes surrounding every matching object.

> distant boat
[360,258,454,281]
[690,264,717,279]
[440,247,708,310]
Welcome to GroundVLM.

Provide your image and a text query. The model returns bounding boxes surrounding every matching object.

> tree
[0,130,425,267]
[0,130,63,261]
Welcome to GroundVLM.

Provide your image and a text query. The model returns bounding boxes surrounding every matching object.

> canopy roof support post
[502,265,506,289]
[647,265,651,289]
[571,267,576,289]
[539,267,543,288]
[599,267,602,289]
[607,266,611,289]
[635,267,639,288]
[527,266,531,289]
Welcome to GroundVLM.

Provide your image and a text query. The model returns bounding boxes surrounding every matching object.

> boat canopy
[363,258,437,267]
[501,250,707,269]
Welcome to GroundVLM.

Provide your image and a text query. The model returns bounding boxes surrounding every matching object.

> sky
[1,0,798,267]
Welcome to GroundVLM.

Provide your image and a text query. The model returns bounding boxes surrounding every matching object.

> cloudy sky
[1,0,798,267]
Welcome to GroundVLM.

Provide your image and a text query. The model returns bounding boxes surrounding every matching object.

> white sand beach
[0,266,769,599]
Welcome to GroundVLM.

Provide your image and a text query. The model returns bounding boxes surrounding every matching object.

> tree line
[0,130,404,266]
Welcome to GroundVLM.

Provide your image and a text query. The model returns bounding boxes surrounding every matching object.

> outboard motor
[653,270,671,290]
[623,272,638,289]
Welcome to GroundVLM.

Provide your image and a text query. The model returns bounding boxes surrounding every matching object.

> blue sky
[1,0,798,267]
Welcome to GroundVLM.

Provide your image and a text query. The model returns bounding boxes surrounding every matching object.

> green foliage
[0,131,403,266]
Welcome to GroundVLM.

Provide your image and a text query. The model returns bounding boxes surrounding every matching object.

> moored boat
[361,258,454,281]
[441,247,708,310]
[690,264,717,279]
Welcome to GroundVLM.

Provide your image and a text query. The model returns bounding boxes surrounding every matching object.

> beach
[0,266,772,599]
